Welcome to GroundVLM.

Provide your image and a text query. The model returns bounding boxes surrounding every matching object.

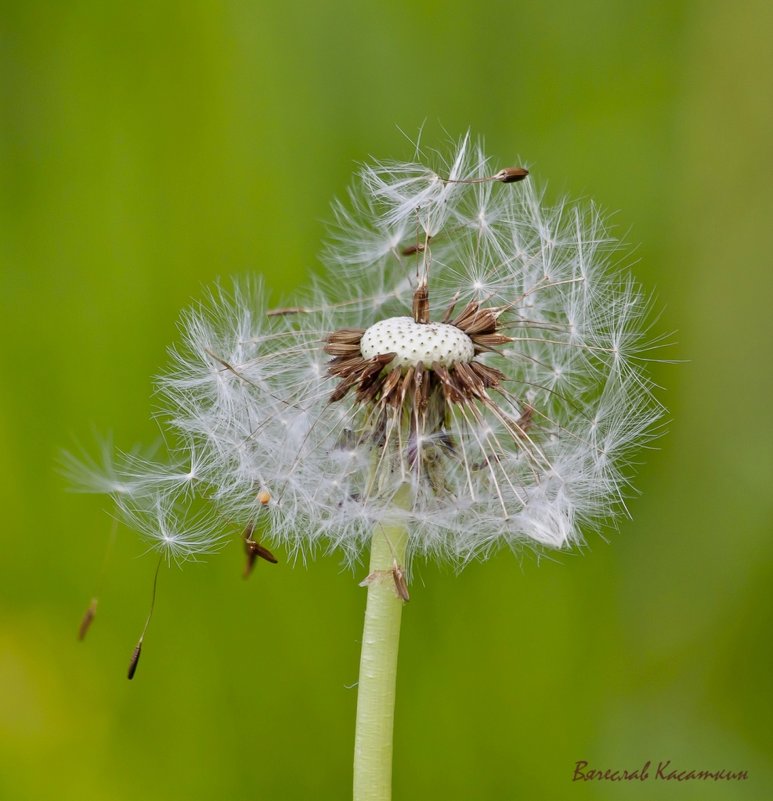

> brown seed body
[494,167,529,183]
[127,641,143,680]
[77,598,98,641]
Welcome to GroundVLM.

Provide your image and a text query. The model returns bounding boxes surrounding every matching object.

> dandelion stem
[353,513,409,801]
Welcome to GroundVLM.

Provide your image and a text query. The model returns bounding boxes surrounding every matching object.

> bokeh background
[1,1,771,799]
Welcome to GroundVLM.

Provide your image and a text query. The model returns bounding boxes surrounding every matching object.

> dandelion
[73,133,663,800]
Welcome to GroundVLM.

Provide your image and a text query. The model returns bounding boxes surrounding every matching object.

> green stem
[353,517,408,801]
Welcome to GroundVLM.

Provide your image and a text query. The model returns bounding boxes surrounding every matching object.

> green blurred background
[1,1,771,799]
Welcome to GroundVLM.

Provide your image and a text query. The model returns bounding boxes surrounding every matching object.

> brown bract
[324,285,531,476]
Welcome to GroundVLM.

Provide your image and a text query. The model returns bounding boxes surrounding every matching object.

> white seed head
[71,133,665,568]
[360,316,475,369]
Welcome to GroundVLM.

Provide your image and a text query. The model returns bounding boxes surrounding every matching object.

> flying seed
[126,556,162,680]
[127,640,143,680]
[77,598,98,641]
[77,519,117,643]
[243,536,279,578]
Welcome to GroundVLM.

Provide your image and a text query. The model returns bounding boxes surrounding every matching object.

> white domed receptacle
[360,316,475,369]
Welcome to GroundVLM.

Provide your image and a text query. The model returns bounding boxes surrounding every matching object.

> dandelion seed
[493,166,530,183]
[127,641,143,680]
[127,556,162,681]
[76,518,118,641]
[242,521,279,578]
[77,598,98,641]
[400,241,427,256]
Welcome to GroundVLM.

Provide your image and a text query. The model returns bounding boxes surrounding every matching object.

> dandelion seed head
[72,133,664,566]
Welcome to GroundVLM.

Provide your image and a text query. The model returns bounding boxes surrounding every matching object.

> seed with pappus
[69,133,662,567]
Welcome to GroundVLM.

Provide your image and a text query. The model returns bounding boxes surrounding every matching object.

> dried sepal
[391,562,410,603]
[358,565,410,603]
